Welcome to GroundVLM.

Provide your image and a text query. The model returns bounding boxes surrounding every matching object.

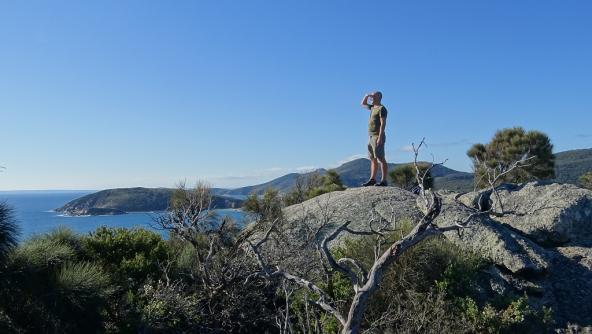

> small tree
[306,170,346,199]
[244,188,284,222]
[467,127,554,189]
[323,170,344,189]
[389,164,433,192]
[580,171,592,190]
[284,170,346,206]
[155,182,278,332]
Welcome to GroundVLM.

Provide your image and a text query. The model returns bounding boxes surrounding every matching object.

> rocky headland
[56,187,244,216]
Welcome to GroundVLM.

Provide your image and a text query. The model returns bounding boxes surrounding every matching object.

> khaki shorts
[368,135,386,160]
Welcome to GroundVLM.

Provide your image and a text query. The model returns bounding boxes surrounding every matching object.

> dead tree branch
[246,138,529,334]
[245,142,451,333]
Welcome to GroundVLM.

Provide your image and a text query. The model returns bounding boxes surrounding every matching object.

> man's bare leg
[362,158,379,186]
[378,157,388,183]
[370,158,378,181]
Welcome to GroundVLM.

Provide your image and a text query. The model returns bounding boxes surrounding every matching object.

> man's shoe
[375,181,388,187]
[361,179,376,187]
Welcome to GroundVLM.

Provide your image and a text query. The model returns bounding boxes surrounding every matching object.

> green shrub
[455,295,553,334]
[45,225,80,244]
[11,236,77,270]
[56,261,112,305]
[44,226,85,255]
[1,232,113,333]
[434,252,484,298]
[281,191,304,207]
[78,227,170,331]
[243,188,284,222]
[138,281,202,332]
[389,164,434,191]
[81,226,168,290]
[580,171,592,190]
[385,290,474,334]
[323,170,344,189]
[169,239,201,283]
[468,127,555,188]
[283,170,346,206]
[52,261,112,332]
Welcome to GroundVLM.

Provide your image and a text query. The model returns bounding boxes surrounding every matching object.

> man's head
[371,91,382,105]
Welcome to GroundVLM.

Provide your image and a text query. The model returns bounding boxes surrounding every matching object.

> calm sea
[0,191,248,241]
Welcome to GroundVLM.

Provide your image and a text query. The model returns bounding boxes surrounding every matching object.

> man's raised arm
[361,93,372,110]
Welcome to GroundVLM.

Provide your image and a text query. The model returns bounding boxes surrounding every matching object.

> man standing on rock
[361,91,388,187]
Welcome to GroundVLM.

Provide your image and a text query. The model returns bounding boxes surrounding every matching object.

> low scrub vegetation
[388,163,433,191]
[283,170,345,206]
[283,222,552,333]
[580,171,592,190]
[0,187,553,333]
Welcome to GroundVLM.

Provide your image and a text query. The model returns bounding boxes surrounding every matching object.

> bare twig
[411,138,447,201]
[474,153,535,213]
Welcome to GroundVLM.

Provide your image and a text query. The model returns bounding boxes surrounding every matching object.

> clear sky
[1,1,591,190]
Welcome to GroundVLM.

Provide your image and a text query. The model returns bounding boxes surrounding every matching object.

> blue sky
[1,1,591,190]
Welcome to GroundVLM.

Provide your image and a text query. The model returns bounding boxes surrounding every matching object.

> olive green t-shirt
[368,105,387,136]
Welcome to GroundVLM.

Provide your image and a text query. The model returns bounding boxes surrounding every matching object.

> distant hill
[554,148,592,185]
[213,170,327,198]
[434,172,475,192]
[56,187,243,216]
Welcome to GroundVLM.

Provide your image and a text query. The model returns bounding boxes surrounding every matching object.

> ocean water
[0,191,249,241]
